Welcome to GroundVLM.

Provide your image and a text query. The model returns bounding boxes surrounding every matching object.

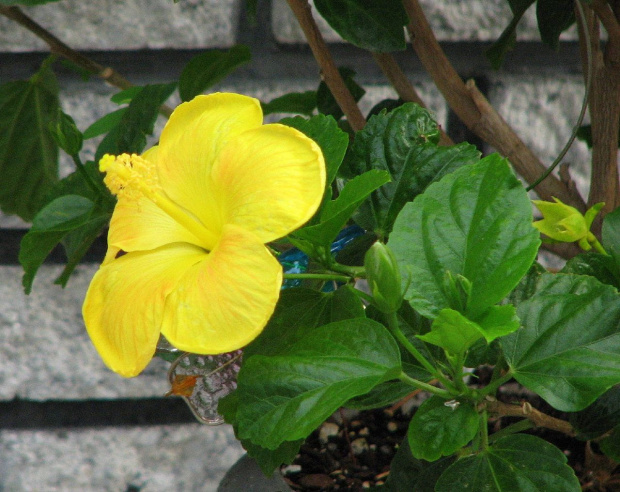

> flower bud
[364,241,402,313]
[533,197,604,251]
[49,110,83,156]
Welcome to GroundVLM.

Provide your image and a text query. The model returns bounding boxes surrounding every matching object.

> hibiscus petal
[211,124,326,243]
[155,93,263,235]
[83,243,207,377]
[161,224,282,354]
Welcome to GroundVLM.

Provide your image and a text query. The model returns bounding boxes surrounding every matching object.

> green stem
[387,311,457,393]
[479,370,513,398]
[399,372,452,398]
[72,154,111,200]
[451,351,469,393]
[480,409,489,451]
[591,237,608,255]
[327,260,365,278]
[283,272,351,282]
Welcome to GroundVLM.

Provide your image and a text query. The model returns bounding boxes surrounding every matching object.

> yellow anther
[100,153,160,201]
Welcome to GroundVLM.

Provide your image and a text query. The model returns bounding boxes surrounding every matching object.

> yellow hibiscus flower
[83,93,326,377]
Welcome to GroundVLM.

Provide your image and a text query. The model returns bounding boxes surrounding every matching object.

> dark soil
[282,407,409,490]
[281,379,620,491]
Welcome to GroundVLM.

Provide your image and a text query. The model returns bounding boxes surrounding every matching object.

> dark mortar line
[0,41,583,84]
[0,397,199,429]
[0,229,106,265]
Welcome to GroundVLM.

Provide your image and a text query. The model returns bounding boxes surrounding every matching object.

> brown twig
[575,1,620,222]
[485,397,576,437]
[591,0,620,47]
[372,52,453,146]
[401,0,587,213]
[0,5,173,118]
[285,0,366,131]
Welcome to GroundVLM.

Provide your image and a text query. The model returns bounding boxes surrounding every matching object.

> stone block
[271,0,572,44]
[488,73,591,201]
[0,264,171,400]
[0,424,244,491]
[0,0,240,52]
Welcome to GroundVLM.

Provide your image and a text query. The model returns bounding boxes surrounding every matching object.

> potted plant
[3,0,620,489]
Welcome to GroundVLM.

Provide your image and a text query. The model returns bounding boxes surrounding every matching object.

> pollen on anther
[100,153,160,201]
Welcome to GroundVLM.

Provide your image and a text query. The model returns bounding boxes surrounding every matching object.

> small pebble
[387,421,398,432]
[281,464,302,475]
[327,442,338,452]
[351,437,370,455]
[358,426,370,436]
[319,422,340,443]
[380,444,392,455]
[299,473,334,489]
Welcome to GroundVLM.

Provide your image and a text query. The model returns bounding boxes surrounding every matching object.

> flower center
[100,153,218,250]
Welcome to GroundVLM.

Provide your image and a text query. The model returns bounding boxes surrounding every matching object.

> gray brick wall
[0,0,593,489]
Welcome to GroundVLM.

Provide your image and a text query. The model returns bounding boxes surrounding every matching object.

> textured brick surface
[271,0,577,44]
[0,424,244,491]
[0,0,240,51]
[0,264,171,400]
[488,74,591,199]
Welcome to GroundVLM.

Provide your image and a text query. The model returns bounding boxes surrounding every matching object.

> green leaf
[389,154,540,319]
[562,252,620,290]
[218,391,303,475]
[603,206,620,265]
[313,0,408,53]
[502,273,620,411]
[346,104,476,237]
[262,91,317,116]
[54,210,110,287]
[115,84,175,154]
[435,434,580,491]
[94,83,176,161]
[486,0,536,69]
[537,0,575,50]
[599,424,620,461]
[280,114,348,187]
[242,439,304,476]
[345,379,416,411]
[178,45,251,102]
[408,396,480,462]
[506,262,547,306]
[20,195,97,293]
[291,169,390,252]
[235,318,402,449]
[316,67,365,121]
[0,65,59,220]
[19,159,113,292]
[384,438,454,492]
[110,87,142,105]
[418,309,484,355]
[245,285,365,358]
[570,386,620,440]
[82,108,126,139]
[474,304,520,342]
